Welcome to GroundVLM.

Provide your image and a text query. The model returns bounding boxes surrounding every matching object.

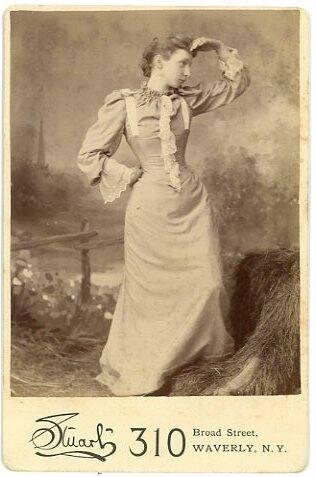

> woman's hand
[190,37,223,53]
[129,166,143,186]
[190,37,236,62]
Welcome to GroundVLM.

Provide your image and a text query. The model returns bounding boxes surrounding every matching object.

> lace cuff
[99,158,134,204]
[218,47,244,81]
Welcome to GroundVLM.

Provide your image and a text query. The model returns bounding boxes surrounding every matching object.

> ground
[10,325,113,397]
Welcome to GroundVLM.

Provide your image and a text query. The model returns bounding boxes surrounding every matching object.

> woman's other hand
[191,37,237,62]
[130,166,143,186]
[190,37,223,53]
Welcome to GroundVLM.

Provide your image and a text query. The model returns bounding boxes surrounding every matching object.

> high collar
[139,81,179,102]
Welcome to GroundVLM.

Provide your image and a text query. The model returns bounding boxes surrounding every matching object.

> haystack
[171,249,300,396]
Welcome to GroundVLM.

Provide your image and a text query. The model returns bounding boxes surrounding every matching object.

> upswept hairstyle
[140,34,197,78]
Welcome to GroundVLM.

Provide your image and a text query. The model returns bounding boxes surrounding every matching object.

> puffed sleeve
[77,90,134,204]
[181,45,250,117]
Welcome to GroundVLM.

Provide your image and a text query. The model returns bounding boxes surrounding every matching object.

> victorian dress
[77,47,250,396]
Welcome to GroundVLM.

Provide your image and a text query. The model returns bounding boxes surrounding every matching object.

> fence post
[80,219,91,304]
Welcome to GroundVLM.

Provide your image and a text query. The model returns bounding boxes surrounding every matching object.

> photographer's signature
[30,412,116,461]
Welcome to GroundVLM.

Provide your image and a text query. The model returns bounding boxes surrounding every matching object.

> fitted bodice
[122,90,192,189]
[126,131,190,174]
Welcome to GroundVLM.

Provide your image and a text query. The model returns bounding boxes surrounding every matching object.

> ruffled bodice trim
[159,95,182,192]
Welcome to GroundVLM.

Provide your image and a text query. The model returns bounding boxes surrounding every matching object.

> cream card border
[2,6,309,473]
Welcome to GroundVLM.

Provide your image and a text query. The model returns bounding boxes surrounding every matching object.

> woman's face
[159,48,193,88]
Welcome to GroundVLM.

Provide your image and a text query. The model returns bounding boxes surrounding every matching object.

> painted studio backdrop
[10,9,300,397]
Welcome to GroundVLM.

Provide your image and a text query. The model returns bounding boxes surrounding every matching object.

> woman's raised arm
[181,37,250,116]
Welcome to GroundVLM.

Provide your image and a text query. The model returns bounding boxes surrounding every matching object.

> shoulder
[119,88,138,97]
[96,90,128,122]
[104,89,124,105]
[103,88,139,107]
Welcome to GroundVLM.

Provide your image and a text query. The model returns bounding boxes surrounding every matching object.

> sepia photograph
[9,8,301,399]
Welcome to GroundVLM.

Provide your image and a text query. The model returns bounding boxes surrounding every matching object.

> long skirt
[96,168,234,396]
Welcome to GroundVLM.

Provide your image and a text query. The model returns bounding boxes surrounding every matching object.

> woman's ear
[152,54,163,70]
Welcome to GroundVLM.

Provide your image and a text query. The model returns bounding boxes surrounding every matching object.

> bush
[201,148,299,255]
[11,250,116,334]
[11,158,85,219]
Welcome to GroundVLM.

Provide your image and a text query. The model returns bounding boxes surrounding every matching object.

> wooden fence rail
[11,230,98,252]
[11,219,124,305]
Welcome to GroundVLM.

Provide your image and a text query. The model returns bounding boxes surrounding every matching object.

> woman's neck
[146,73,169,93]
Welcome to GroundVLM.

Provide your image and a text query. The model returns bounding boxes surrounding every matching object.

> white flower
[97,304,102,310]
[27,263,32,268]
[23,268,33,278]
[104,311,113,321]
[12,277,22,286]
[42,294,48,300]
[71,295,75,300]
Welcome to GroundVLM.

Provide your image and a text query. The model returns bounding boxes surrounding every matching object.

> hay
[171,249,300,396]
[10,326,112,397]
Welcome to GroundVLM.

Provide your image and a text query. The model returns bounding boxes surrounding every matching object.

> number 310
[129,428,186,457]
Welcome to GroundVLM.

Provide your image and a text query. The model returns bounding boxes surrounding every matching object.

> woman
[77,35,250,396]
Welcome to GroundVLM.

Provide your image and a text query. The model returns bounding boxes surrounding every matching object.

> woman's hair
[140,34,197,78]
